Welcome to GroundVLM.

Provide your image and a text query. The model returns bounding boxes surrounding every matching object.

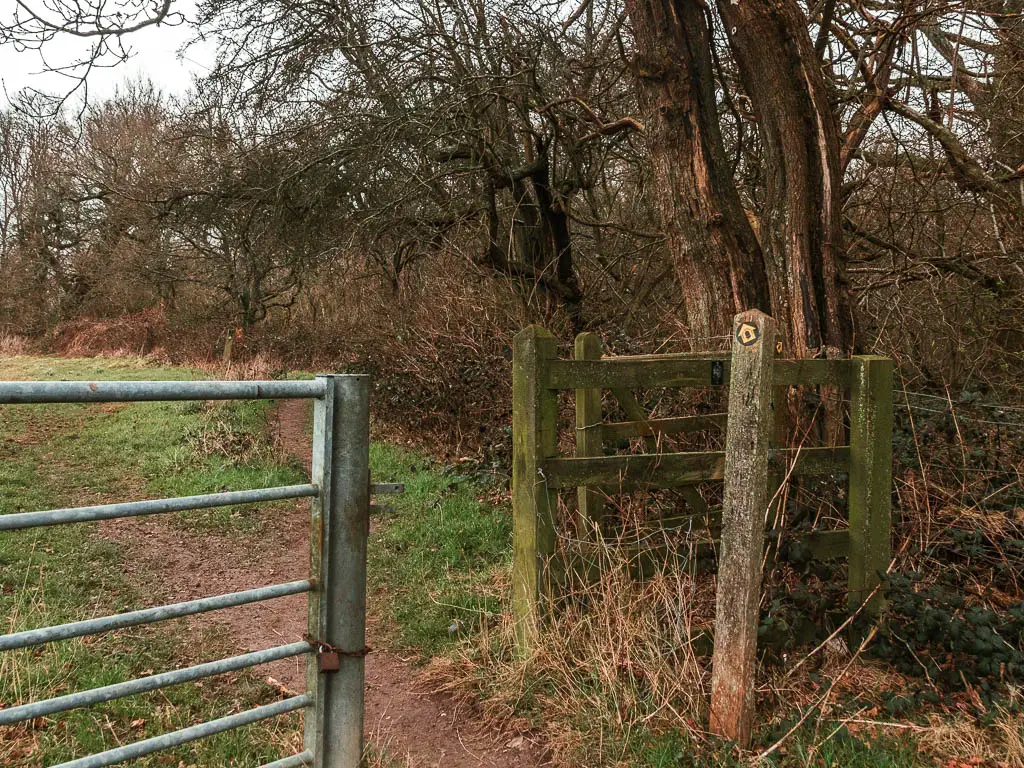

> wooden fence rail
[511,310,893,745]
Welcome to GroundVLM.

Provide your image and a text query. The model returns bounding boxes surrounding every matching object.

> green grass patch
[367,443,511,655]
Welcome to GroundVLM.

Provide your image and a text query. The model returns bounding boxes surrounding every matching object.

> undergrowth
[429,515,1024,768]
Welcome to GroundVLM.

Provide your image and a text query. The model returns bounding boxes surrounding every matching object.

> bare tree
[1,0,1019,374]
[0,1,183,107]
[197,0,652,326]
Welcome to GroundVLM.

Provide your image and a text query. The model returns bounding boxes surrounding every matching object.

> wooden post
[574,332,604,539]
[306,375,370,768]
[710,310,778,746]
[848,355,893,618]
[512,326,559,652]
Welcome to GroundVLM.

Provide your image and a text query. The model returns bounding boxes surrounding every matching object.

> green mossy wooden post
[710,310,778,747]
[512,325,559,652]
[848,355,893,618]
[575,332,604,539]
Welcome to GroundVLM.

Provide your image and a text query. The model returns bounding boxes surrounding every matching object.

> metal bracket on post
[369,479,403,516]
[305,375,370,768]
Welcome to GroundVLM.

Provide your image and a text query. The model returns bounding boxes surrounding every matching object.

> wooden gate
[511,310,893,744]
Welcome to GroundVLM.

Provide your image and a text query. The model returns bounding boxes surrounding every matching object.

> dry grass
[190,351,287,381]
[918,690,1024,767]
[184,408,282,465]
[426,492,1023,767]
[364,736,415,767]
[8,283,1023,766]
[428,530,717,767]
[0,330,30,356]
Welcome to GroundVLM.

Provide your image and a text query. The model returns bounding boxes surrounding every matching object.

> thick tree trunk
[626,0,770,342]
[715,0,851,358]
[991,0,1024,170]
[627,0,853,356]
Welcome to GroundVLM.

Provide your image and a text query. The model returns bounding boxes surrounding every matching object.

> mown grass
[0,356,303,766]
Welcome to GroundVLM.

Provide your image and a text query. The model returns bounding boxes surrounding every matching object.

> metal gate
[0,374,391,768]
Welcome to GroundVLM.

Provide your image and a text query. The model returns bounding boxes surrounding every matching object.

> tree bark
[990,0,1024,170]
[626,0,770,342]
[716,0,851,357]
[627,0,853,356]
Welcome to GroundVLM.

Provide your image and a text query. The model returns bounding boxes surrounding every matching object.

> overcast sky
[0,1,215,104]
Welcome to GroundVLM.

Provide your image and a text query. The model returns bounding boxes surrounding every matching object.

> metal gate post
[306,375,371,768]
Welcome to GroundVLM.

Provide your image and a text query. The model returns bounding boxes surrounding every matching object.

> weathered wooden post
[847,356,893,617]
[574,332,604,539]
[306,375,371,768]
[512,326,559,652]
[710,310,778,746]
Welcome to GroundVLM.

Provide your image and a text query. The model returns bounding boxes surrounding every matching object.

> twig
[756,627,878,762]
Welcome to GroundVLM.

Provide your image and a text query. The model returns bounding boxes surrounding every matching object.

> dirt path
[101,399,545,768]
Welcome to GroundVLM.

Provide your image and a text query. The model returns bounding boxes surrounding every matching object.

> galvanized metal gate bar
[305,375,371,768]
[50,694,313,768]
[0,580,313,651]
[0,374,373,768]
[0,378,325,403]
[0,483,319,530]
[0,641,314,725]
[262,752,314,768]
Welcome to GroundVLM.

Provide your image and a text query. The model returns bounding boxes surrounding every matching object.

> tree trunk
[483,149,584,326]
[626,0,853,356]
[715,0,851,357]
[627,0,770,342]
[991,0,1024,169]
[529,157,583,328]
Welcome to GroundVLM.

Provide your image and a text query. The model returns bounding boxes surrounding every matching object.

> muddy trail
[101,399,544,767]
